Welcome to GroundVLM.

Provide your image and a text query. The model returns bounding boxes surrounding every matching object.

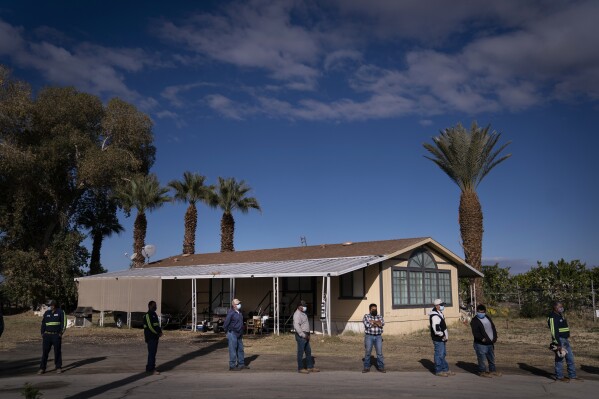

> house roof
[77,237,483,280]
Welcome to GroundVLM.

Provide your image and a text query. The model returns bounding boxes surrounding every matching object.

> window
[339,269,365,298]
[392,249,452,307]
[284,277,314,292]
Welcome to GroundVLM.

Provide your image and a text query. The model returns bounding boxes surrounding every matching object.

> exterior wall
[328,249,460,335]
[77,277,162,313]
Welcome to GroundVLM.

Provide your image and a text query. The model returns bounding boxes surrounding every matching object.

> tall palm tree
[168,171,214,255]
[78,190,124,274]
[210,177,261,252]
[423,122,511,303]
[115,174,171,268]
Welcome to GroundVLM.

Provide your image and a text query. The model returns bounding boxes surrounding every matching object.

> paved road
[1,338,597,398]
[0,370,596,399]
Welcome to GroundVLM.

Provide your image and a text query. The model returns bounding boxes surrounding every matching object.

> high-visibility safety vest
[41,308,66,334]
[143,310,162,341]
[547,311,570,342]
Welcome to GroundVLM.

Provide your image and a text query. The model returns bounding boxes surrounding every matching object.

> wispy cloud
[0,18,159,110]
[157,0,332,91]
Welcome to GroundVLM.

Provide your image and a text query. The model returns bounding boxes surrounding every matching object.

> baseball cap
[232,298,241,305]
[433,299,445,306]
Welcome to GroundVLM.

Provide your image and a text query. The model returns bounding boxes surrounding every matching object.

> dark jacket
[547,311,570,343]
[41,308,66,335]
[429,309,447,342]
[143,310,162,341]
[223,308,244,337]
[470,315,498,345]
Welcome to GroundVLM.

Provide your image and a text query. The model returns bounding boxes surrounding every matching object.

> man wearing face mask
[429,299,454,377]
[224,298,248,370]
[548,301,582,382]
[293,300,319,373]
[470,304,500,377]
[38,300,66,374]
[143,300,163,375]
[362,303,385,373]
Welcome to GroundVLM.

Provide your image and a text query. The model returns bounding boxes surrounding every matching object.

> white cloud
[161,82,215,107]
[0,18,159,108]
[158,0,332,91]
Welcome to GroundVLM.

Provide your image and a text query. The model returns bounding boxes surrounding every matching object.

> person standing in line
[38,300,66,374]
[470,304,501,377]
[362,303,385,373]
[429,298,455,377]
[293,300,319,374]
[548,301,582,382]
[223,298,248,371]
[144,300,163,375]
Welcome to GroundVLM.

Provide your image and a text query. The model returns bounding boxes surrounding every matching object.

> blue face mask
[476,312,486,319]
[439,305,445,312]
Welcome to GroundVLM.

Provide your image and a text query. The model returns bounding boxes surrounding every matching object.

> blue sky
[1,0,598,273]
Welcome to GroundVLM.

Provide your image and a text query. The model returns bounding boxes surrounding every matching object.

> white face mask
[302,306,307,312]
[236,304,241,310]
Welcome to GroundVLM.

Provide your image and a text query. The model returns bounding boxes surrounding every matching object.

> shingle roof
[146,237,428,268]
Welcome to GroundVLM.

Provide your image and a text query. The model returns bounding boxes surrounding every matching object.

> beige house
[76,237,483,335]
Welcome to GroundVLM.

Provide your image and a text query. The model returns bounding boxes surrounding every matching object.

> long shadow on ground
[581,365,599,375]
[64,338,228,399]
[0,357,43,377]
[517,363,554,380]
[455,361,479,375]
[419,359,435,374]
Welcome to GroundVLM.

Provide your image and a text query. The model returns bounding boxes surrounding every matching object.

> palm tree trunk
[90,231,103,275]
[220,212,235,252]
[133,211,147,268]
[183,203,197,254]
[459,191,484,304]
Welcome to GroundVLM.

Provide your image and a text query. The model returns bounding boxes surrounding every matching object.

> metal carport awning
[76,255,383,336]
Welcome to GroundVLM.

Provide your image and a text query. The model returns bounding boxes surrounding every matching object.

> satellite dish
[142,244,156,258]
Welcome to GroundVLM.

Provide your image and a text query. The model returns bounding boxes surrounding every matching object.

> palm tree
[210,177,261,252]
[168,171,214,254]
[115,174,171,267]
[78,190,124,274]
[423,122,511,303]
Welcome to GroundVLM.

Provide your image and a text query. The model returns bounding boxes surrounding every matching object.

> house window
[392,249,452,308]
[284,277,314,292]
[339,269,365,299]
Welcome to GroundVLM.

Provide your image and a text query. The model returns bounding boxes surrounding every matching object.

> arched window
[392,249,452,308]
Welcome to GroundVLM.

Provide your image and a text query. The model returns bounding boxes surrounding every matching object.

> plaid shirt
[363,313,385,335]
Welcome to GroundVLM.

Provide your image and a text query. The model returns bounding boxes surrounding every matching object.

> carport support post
[326,275,331,336]
[230,278,236,305]
[191,279,197,332]
[100,311,104,327]
[273,277,279,335]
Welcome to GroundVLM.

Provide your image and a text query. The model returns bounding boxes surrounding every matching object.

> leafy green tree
[481,264,513,305]
[514,259,592,317]
[423,122,511,303]
[0,65,156,303]
[168,172,214,254]
[115,174,170,267]
[210,177,261,252]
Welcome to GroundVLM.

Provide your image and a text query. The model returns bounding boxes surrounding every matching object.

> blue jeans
[364,334,384,369]
[433,340,449,374]
[555,337,576,379]
[227,332,245,368]
[295,333,313,370]
[473,343,495,373]
[146,338,159,372]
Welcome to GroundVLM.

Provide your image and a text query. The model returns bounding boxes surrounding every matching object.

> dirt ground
[1,312,598,378]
